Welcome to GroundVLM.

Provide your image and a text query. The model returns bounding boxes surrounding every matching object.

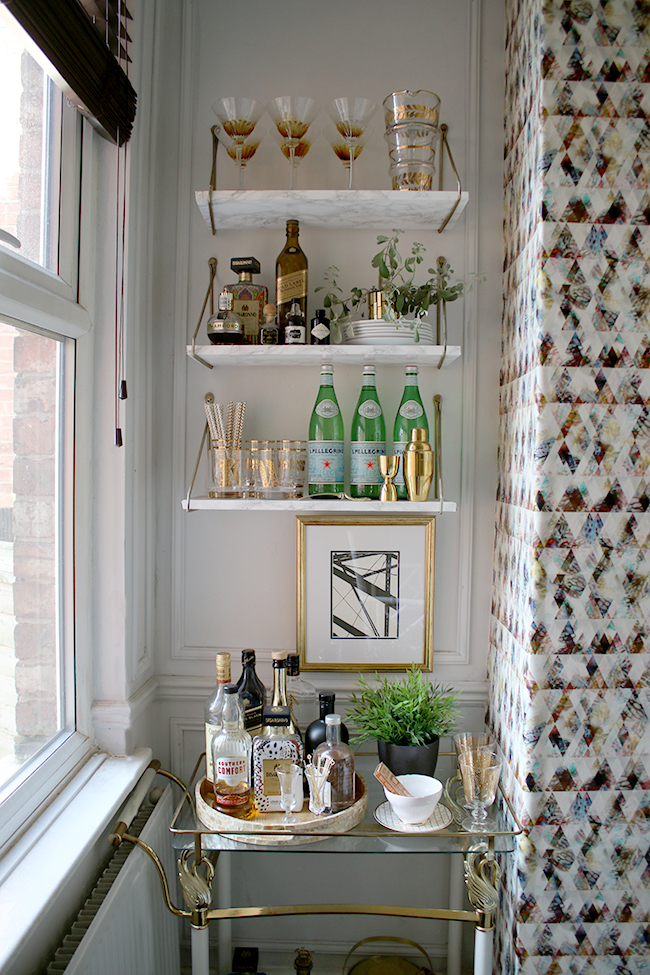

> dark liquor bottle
[207,291,244,345]
[305,692,349,759]
[284,301,307,344]
[236,649,266,736]
[275,219,307,343]
[260,303,279,344]
[310,309,330,345]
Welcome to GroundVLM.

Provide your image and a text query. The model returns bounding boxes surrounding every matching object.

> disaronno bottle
[276,219,307,343]
[252,705,303,812]
[224,256,268,344]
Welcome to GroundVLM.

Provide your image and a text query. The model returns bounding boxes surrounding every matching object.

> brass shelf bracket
[437,124,462,233]
[208,125,220,236]
[190,257,217,370]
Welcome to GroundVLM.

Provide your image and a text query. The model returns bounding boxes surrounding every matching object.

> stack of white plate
[342,319,435,346]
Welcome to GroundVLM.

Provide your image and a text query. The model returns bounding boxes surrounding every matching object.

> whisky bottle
[308,362,344,495]
[276,219,307,343]
[207,291,244,345]
[286,654,317,731]
[393,365,429,500]
[211,684,253,818]
[236,649,266,736]
[312,713,355,812]
[350,364,386,499]
[224,256,268,345]
[252,705,303,812]
[284,301,307,344]
[270,651,301,738]
[304,692,349,759]
[204,651,232,781]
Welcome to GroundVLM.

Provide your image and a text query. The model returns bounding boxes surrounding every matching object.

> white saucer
[373,800,453,833]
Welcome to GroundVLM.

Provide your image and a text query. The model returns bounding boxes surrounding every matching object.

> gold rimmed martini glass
[212,97,264,189]
[323,123,367,188]
[220,126,265,188]
[326,97,376,189]
[271,126,316,189]
[267,96,320,189]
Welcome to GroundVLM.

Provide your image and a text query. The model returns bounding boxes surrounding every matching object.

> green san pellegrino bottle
[350,364,386,499]
[393,365,429,499]
[308,363,344,495]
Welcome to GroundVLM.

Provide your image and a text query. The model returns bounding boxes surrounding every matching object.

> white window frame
[0,86,93,854]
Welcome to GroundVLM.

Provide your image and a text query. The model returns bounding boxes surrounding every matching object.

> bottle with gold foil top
[204,651,232,781]
[276,219,307,343]
[271,651,302,738]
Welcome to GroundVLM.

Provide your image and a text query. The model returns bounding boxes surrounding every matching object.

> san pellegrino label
[393,367,428,490]
[350,365,386,496]
[315,400,340,418]
[309,441,344,482]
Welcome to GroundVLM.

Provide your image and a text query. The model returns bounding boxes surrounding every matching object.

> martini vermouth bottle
[350,364,386,499]
[393,365,429,500]
[308,363,344,495]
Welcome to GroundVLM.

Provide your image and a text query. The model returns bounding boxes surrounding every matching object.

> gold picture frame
[296,514,435,672]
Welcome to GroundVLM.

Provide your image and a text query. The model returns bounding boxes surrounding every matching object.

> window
[0,16,90,852]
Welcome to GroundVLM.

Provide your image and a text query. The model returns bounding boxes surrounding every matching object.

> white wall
[147,0,506,965]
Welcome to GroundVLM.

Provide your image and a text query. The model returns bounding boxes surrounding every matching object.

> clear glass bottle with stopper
[305,692,349,760]
[286,654,317,731]
[312,713,355,812]
[210,684,253,818]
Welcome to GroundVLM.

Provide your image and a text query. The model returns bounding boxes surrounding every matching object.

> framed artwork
[296,514,435,672]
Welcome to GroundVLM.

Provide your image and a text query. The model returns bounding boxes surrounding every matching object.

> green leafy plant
[346,666,461,747]
[315,229,473,335]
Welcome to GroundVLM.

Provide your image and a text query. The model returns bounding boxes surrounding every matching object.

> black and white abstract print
[331,550,399,639]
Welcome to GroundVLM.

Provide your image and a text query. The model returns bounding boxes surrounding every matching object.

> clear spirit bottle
[204,651,232,781]
[286,654,317,731]
[312,713,355,812]
[211,684,253,818]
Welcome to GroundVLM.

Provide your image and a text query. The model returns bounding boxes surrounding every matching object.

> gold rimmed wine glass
[326,97,376,189]
[212,97,264,189]
[220,126,265,189]
[271,127,316,189]
[323,123,367,188]
[266,96,320,189]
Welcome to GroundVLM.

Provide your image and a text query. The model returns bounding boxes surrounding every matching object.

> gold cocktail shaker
[403,428,433,501]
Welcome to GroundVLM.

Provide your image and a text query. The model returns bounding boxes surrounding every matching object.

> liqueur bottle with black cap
[207,291,244,345]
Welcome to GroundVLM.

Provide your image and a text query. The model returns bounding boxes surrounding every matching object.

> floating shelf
[187,344,461,368]
[182,497,457,513]
[195,189,469,232]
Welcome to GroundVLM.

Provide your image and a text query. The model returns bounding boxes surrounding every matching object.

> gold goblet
[379,455,399,501]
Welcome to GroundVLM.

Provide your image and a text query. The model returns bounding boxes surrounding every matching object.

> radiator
[46,784,181,975]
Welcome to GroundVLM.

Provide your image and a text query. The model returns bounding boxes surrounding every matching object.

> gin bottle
[211,684,253,818]
[393,365,429,499]
[308,362,344,495]
[204,651,232,781]
[312,713,355,812]
[350,364,386,499]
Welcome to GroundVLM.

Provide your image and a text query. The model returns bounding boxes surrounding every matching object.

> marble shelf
[195,189,468,232]
[182,497,456,513]
[187,344,460,368]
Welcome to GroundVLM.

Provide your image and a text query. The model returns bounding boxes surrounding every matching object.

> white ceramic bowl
[382,774,444,824]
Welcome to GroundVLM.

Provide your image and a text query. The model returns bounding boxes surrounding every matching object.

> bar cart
[109,754,522,975]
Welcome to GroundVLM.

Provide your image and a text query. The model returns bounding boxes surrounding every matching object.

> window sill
[0,747,153,975]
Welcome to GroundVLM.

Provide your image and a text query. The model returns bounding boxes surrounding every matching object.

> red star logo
[366,461,375,470]
[323,460,331,469]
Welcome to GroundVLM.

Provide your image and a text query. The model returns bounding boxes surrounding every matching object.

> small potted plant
[315,229,470,341]
[346,666,460,776]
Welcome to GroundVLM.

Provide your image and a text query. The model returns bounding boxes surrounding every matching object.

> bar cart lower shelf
[111,755,522,975]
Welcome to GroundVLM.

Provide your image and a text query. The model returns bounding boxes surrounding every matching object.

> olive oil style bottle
[275,219,307,343]
[350,364,386,499]
[308,363,344,495]
[393,365,429,499]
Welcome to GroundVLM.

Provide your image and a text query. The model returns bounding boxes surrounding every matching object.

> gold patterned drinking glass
[266,97,320,189]
[378,455,399,501]
[212,97,264,189]
[326,97,376,189]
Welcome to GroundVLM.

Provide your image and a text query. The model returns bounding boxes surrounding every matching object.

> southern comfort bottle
[275,219,307,343]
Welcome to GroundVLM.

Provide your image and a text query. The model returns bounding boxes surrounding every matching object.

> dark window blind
[2,0,137,145]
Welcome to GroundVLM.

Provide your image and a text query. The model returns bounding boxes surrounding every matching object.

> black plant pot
[377,737,440,777]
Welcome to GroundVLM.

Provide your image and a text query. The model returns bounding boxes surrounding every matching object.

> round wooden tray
[196,773,368,846]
